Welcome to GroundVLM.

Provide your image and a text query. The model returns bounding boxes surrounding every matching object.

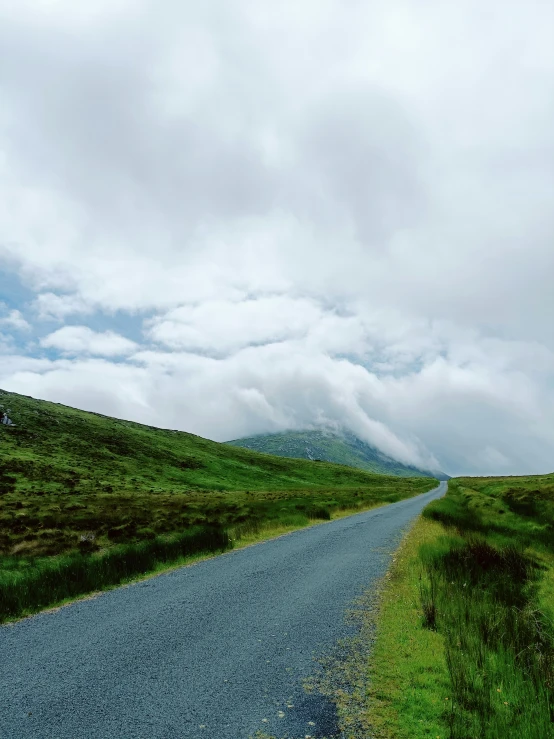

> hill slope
[0,389,436,558]
[0,390,392,495]
[226,429,449,480]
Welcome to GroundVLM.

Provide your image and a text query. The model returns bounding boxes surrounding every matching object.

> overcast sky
[1,0,553,476]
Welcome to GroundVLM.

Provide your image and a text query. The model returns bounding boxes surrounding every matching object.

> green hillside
[226,428,449,480]
[0,391,386,496]
[0,389,436,562]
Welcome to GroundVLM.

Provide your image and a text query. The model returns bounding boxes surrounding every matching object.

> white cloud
[147,296,332,354]
[40,326,138,356]
[0,0,553,475]
[3,319,554,476]
[33,292,94,320]
[0,308,31,332]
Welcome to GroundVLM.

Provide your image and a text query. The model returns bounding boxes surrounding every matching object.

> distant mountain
[226,429,450,480]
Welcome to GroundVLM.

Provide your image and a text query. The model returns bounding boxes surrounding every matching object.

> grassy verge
[365,473,554,739]
[227,500,385,548]
[0,526,230,623]
[366,517,451,738]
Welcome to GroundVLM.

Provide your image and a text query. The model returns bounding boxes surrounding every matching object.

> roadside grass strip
[367,474,554,739]
[366,517,450,739]
[0,526,230,622]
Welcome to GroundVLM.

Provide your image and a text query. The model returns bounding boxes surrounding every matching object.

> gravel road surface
[1,482,446,739]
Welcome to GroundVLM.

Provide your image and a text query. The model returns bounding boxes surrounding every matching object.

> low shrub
[304,505,332,520]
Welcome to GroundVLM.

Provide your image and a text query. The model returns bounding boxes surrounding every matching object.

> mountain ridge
[226,428,450,480]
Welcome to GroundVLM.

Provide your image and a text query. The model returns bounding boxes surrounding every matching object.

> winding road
[1,482,446,739]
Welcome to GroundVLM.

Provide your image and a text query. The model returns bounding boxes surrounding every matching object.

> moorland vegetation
[0,389,435,622]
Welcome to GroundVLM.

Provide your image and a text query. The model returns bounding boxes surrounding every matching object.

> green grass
[366,517,451,739]
[0,391,393,498]
[0,526,230,621]
[365,473,554,739]
[226,428,449,479]
[0,388,436,621]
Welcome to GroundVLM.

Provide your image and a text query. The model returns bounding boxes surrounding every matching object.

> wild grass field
[0,389,435,622]
[366,473,554,739]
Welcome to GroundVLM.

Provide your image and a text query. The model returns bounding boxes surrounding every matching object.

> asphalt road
[1,482,446,739]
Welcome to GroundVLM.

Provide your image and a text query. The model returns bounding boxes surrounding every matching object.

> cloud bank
[0,0,553,476]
